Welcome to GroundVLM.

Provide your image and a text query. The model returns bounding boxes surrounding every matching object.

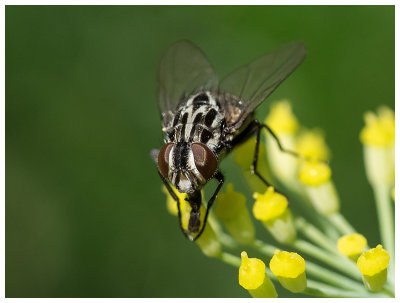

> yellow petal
[239,251,266,290]
[357,245,390,276]
[269,250,306,279]
[252,187,288,221]
[264,100,299,134]
[337,233,367,258]
[299,161,331,186]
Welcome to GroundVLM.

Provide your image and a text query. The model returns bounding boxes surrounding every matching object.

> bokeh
[6,5,394,297]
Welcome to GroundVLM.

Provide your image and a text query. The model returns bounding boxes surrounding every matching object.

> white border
[1,1,398,302]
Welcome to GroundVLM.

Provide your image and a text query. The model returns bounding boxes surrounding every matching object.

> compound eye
[158,143,173,179]
[192,143,217,180]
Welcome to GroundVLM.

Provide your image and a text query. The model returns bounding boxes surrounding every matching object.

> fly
[151,40,306,241]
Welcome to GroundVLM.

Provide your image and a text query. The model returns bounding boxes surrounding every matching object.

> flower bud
[239,251,277,298]
[269,250,307,293]
[296,128,330,161]
[337,233,367,260]
[215,183,255,244]
[252,187,296,244]
[299,161,340,215]
[360,107,394,187]
[357,245,390,291]
[264,101,299,186]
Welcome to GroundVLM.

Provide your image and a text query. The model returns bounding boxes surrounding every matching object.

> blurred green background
[6,5,394,298]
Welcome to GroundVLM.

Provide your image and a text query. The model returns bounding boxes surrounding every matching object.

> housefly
[152,40,306,241]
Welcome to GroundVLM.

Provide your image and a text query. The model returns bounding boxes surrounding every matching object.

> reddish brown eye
[192,143,217,180]
[158,143,173,178]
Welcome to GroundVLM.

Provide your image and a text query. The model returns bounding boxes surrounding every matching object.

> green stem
[219,251,241,267]
[323,222,341,241]
[381,285,395,297]
[293,239,362,281]
[217,232,239,250]
[373,184,394,261]
[327,213,356,235]
[295,217,337,253]
[373,184,395,286]
[305,260,364,291]
[305,282,388,298]
[252,239,276,256]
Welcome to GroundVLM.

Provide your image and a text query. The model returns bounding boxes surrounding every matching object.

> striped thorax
[158,91,225,194]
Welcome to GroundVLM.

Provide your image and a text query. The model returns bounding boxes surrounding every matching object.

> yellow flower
[252,187,296,244]
[269,250,307,293]
[337,233,367,259]
[253,187,288,221]
[299,161,331,186]
[299,161,340,215]
[296,128,330,161]
[360,107,394,187]
[195,223,222,258]
[265,100,299,134]
[357,245,390,276]
[357,245,390,291]
[215,183,255,244]
[360,106,394,147]
[360,106,394,262]
[264,101,299,189]
[239,251,277,298]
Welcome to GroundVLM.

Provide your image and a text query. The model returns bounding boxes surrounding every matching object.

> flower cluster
[161,101,395,298]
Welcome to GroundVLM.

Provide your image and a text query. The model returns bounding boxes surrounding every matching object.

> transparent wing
[158,40,218,129]
[219,41,306,128]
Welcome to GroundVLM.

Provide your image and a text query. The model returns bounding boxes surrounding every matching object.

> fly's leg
[158,170,190,240]
[251,121,273,187]
[192,171,225,241]
[261,122,300,158]
[251,120,325,187]
[257,121,326,162]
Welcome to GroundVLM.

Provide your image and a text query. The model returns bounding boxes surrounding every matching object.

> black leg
[259,121,329,163]
[231,119,309,189]
[261,122,300,158]
[251,120,328,189]
[158,170,191,240]
[251,120,274,188]
[192,171,225,241]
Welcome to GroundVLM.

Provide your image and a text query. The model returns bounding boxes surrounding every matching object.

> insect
[152,40,306,241]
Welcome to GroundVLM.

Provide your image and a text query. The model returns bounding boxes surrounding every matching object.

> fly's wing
[219,42,306,129]
[158,40,218,129]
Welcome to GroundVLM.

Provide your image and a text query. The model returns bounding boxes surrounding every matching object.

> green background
[6,5,394,298]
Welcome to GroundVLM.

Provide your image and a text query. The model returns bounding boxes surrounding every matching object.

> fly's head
[158,141,218,194]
